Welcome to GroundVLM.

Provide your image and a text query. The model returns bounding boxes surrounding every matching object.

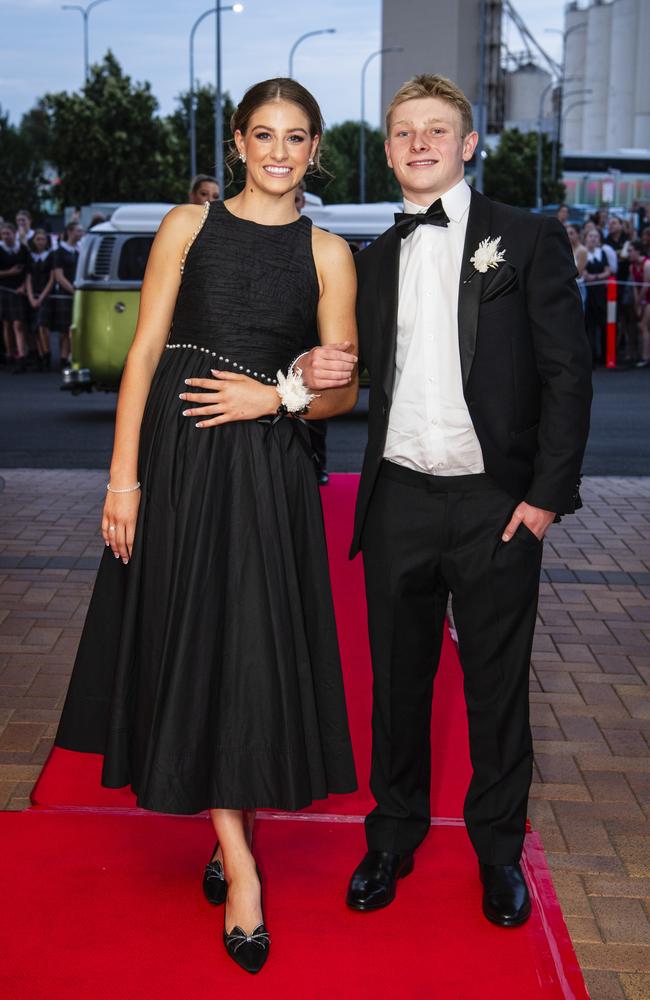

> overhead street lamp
[188,3,244,187]
[288,29,336,79]
[61,0,111,84]
[534,79,590,209]
[359,47,402,204]
[563,99,592,121]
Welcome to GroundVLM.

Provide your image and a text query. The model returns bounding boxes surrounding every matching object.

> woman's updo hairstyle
[228,77,325,175]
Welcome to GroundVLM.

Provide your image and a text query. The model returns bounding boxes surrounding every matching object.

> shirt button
[436,462,444,470]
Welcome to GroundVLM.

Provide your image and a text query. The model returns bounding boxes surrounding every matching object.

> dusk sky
[1,0,567,129]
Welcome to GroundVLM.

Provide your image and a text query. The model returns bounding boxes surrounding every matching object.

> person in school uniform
[0,221,30,372]
[26,229,55,371]
[52,221,83,368]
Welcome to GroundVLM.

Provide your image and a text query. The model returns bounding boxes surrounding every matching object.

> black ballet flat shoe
[223,922,270,974]
[346,850,414,911]
[223,871,270,974]
[202,842,226,906]
[479,862,531,928]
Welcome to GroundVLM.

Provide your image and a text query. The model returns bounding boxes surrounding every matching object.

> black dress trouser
[361,461,543,864]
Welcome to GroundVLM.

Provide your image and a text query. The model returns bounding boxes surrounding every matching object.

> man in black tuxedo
[342,74,592,927]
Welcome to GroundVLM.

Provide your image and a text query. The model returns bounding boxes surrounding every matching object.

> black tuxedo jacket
[351,187,592,558]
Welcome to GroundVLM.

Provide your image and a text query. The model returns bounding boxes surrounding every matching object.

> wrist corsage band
[275,358,318,416]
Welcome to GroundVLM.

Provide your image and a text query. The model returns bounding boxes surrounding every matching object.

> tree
[308,121,401,204]
[167,83,240,198]
[483,128,565,208]
[0,108,43,218]
[35,51,178,208]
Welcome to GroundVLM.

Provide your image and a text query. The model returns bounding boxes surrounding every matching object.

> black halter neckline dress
[55,200,357,813]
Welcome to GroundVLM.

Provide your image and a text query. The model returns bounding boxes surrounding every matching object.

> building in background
[562,0,650,208]
[503,61,553,134]
[563,0,649,152]
[381,0,504,133]
[379,0,650,208]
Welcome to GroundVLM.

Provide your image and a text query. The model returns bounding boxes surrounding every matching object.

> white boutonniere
[470,236,506,273]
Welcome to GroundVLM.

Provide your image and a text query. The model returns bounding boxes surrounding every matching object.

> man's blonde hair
[385,74,474,137]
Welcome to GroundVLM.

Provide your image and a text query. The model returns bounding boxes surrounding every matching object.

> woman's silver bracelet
[106,481,141,494]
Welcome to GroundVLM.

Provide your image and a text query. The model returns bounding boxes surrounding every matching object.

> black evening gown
[55,200,357,814]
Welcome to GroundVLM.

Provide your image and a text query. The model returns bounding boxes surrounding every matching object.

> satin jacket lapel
[458,189,492,388]
[378,228,401,400]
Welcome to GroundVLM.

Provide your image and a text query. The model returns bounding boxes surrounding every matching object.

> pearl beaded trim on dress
[179,200,211,276]
[165,343,278,384]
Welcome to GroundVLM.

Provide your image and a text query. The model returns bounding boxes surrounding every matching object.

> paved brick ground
[1,469,649,999]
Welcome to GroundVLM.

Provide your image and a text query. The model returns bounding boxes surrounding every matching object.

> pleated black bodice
[168,200,319,383]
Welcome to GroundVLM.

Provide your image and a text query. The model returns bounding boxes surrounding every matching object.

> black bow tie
[394,198,450,239]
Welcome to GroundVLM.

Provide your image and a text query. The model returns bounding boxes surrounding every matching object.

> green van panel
[71,289,141,389]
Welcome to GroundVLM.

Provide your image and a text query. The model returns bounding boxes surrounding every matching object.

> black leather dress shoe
[479,863,531,927]
[346,850,414,911]
[202,842,226,906]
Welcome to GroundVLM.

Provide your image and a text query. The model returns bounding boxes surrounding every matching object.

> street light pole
[475,0,487,192]
[188,4,243,185]
[288,29,336,79]
[545,24,587,180]
[214,0,222,189]
[359,47,402,204]
[61,0,111,84]
[535,80,555,209]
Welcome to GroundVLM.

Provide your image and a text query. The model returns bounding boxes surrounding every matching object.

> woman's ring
[109,525,116,532]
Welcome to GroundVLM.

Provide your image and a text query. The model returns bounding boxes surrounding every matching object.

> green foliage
[33,51,178,207]
[7,52,401,213]
[483,128,565,208]
[0,108,43,218]
[308,121,401,204]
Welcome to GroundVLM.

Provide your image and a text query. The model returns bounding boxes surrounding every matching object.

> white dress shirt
[383,177,485,476]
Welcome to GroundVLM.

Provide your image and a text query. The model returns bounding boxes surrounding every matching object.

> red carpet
[7,476,587,998]
[2,811,587,1000]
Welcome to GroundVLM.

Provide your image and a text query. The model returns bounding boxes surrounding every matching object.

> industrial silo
[504,62,553,132]
[607,0,638,150]
[562,2,588,150]
[582,0,613,150]
[634,0,650,146]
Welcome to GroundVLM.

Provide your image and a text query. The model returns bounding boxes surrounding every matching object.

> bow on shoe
[394,198,449,239]
[205,859,225,882]
[224,924,271,953]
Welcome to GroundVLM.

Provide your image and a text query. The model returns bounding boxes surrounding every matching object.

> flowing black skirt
[55,347,357,813]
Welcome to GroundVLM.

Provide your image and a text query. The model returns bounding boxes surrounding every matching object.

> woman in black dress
[52,221,83,368]
[55,78,358,973]
[26,229,55,371]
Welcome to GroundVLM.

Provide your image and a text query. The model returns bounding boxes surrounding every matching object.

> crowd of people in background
[2,193,649,377]
[557,201,650,368]
[0,208,86,374]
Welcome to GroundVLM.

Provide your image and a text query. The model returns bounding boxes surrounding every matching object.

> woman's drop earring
[240,153,246,164]
[308,158,314,167]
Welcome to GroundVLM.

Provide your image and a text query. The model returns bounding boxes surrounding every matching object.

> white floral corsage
[470,236,506,273]
[275,366,317,415]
